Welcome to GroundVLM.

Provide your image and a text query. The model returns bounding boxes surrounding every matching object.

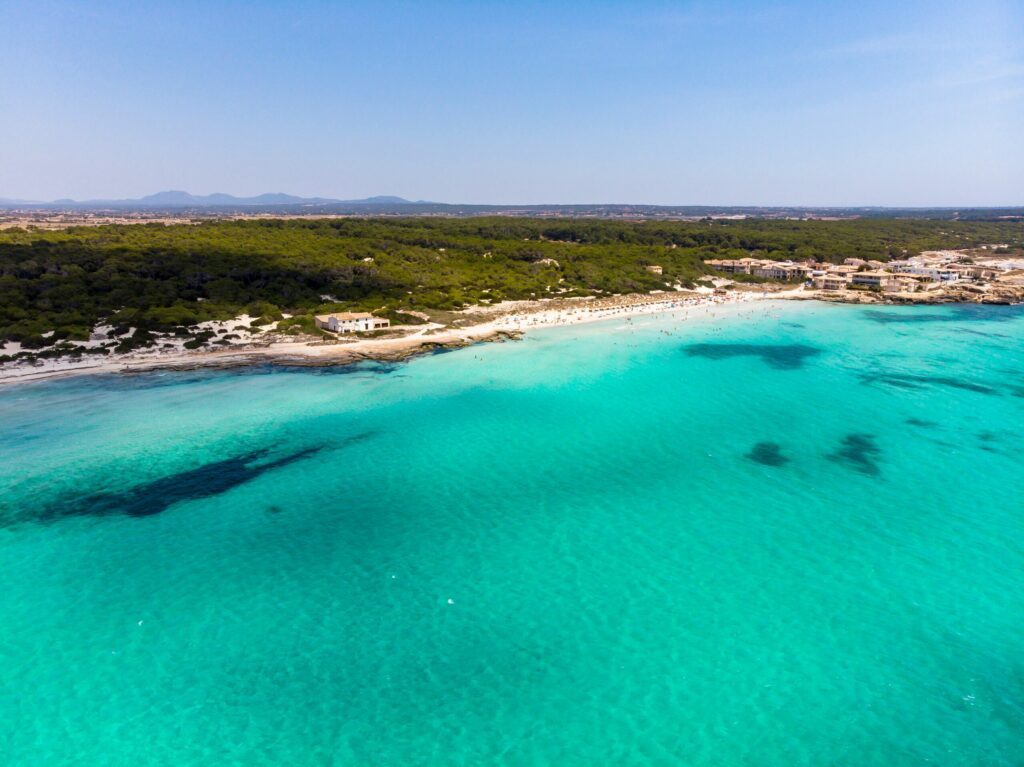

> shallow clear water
[2,301,1023,766]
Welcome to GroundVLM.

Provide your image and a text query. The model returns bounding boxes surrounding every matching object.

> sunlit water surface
[2,301,1022,766]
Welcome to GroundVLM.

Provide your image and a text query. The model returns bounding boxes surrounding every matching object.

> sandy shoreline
[7,281,1020,388]
[0,291,774,387]
[12,279,1014,388]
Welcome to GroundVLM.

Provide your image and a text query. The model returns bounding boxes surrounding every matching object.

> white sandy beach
[0,290,782,386]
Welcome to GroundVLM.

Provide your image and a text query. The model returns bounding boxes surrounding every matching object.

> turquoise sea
[2,300,1023,766]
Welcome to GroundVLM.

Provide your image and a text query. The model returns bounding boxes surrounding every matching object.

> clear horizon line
[2,193,1023,209]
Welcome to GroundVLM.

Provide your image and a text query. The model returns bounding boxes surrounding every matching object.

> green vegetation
[1,217,1020,349]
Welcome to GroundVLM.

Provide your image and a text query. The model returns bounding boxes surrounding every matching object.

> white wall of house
[328,317,388,332]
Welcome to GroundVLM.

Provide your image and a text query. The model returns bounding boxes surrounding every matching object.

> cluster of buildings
[314,312,391,333]
[704,257,813,280]
[704,254,1009,294]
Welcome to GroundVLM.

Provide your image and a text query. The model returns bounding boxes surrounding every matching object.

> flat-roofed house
[851,271,890,289]
[813,274,850,291]
[314,312,390,333]
[945,264,980,280]
[886,277,918,293]
[890,265,958,282]
[704,259,751,274]
[753,264,790,279]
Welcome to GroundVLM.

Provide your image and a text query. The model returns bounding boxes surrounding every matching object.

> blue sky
[1,0,1022,205]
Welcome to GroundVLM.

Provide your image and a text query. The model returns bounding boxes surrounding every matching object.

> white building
[888,264,960,282]
[813,274,850,291]
[314,312,390,333]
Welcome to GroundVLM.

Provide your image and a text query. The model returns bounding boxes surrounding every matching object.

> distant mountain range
[0,191,420,208]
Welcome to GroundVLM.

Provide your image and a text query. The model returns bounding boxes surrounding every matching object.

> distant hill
[0,191,417,209]
[139,191,306,206]
[354,195,413,205]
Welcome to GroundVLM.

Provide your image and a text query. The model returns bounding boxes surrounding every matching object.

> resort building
[813,274,850,291]
[314,312,390,333]
[705,258,812,280]
[850,271,891,289]
[645,265,664,275]
[944,264,998,281]
[887,277,920,293]
[704,258,757,274]
[752,263,804,280]
[888,264,961,282]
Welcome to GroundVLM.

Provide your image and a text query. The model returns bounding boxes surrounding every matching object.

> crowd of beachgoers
[486,291,760,332]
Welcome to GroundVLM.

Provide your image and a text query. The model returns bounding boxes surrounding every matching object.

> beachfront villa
[314,312,390,333]
[752,264,800,279]
[885,260,992,282]
[813,274,852,291]
[850,271,890,289]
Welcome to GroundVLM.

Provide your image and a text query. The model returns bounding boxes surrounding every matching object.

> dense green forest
[0,217,1020,350]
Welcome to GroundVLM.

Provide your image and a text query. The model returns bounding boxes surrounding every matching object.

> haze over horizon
[2,0,1022,207]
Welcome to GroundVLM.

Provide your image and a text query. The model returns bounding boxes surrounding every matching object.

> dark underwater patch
[976,432,998,452]
[862,305,1023,325]
[905,417,939,428]
[746,442,789,467]
[827,433,881,476]
[32,446,325,524]
[974,431,1011,453]
[337,430,379,447]
[955,328,1011,339]
[48,361,403,394]
[862,310,958,325]
[684,343,821,370]
[859,372,998,395]
[272,361,402,376]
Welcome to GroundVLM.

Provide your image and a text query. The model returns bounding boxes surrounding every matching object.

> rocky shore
[0,326,526,385]
[787,284,1024,306]
[122,329,525,375]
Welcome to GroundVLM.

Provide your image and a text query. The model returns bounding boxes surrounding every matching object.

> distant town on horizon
[2,190,1022,222]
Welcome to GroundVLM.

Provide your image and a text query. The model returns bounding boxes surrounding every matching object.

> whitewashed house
[314,312,390,333]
